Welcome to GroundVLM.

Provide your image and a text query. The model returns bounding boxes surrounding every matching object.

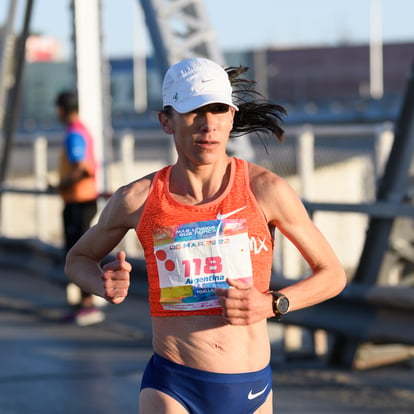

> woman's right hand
[101,251,132,304]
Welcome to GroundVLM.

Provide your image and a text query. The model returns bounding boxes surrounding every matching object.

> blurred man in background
[54,90,104,326]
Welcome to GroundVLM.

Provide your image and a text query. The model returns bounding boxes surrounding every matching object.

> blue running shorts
[140,353,272,414]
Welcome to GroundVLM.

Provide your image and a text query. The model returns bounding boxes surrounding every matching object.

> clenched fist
[101,251,132,304]
[215,278,272,325]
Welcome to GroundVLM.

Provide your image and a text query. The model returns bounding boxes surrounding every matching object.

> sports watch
[270,291,290,320]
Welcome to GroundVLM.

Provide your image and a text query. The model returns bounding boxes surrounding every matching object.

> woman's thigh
[254,390,273,414]
[139,388,188,414]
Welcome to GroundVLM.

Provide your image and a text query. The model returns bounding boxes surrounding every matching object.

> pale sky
[1,0,414,59]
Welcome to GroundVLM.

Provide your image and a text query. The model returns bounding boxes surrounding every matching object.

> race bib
[153,219,253,311]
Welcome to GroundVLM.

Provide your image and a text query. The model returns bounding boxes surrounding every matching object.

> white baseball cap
[162,57,239,113]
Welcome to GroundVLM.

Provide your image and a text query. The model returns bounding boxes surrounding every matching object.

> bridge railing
[0,122,395,263]
[3,122,414,366]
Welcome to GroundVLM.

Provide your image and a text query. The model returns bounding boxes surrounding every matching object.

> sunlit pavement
[1,267,414,413]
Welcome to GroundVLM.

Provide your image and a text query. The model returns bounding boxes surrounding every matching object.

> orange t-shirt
[58,120,98,203]
[136,158,274,317]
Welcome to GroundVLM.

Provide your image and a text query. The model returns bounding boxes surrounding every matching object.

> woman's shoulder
[118,171,157,205]
[246,161,283,188]
[246,161,301,210]
[98,171,158,230]
[103,172,155,217]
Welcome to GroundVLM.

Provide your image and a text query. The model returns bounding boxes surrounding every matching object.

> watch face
[277,296,290,314]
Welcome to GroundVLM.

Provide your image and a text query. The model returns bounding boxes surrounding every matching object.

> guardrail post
[34,135,48,240]
[119,131,138,256]
[120,130,135,183]
[296,124,315,200]
[374,122,394,180]
[295,124,315,276]
[290,125,318,357]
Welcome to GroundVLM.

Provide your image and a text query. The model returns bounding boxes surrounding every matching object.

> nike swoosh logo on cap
[247,384,269,400]
[216,206,247,220]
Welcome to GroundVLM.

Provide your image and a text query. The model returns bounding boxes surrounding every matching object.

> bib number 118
[182,256,223,277]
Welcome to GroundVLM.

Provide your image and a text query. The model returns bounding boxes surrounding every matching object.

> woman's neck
[169,157,232,205]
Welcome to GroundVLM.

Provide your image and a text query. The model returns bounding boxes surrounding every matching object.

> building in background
[264,42,414,123]
[23,61,73,125]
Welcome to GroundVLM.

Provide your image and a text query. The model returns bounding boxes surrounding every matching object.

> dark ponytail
[226,66,287,143]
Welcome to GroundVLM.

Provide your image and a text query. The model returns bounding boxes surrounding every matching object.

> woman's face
[159,103,236,166]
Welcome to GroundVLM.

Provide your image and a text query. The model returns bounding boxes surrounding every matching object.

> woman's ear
[158,111,174,135]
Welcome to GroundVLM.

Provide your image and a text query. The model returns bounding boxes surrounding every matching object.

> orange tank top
[136,157,274,317]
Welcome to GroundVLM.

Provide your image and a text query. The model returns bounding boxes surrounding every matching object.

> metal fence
[0,122,395,274]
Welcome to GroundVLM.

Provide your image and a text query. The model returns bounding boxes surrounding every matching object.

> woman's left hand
[215,278,272,325]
